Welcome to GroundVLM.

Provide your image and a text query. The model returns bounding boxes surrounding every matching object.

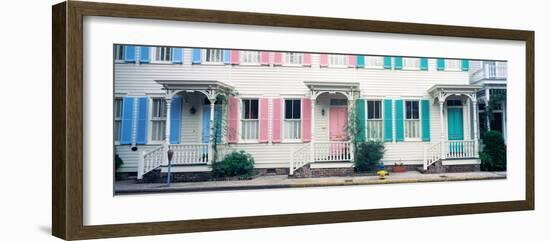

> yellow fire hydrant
[377,170,388,180]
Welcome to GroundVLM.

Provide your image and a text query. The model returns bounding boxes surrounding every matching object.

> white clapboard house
[113,45,490,179]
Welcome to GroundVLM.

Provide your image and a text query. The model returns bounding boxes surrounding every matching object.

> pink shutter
[301,98,312,142]
[260,52,270,65]
[348,55,356,67]
[273,52,283,65]
[259,98,269,143]
[228,97,240,143]
[230,50,240,64]
[320,54,329,67]
[303,53,312,66]
[271,98,283,143]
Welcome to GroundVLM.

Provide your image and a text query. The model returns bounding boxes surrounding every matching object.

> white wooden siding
[115,49,471,172]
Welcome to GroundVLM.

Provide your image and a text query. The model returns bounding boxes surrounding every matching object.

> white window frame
[149,97,167,144]
[365,99,384,141]
[114,45,125,63]
[113,97,123,144]
[403,57,421,70]
[240,99,259,142]
[203,48,224,64]
[404,99,421,141]
[240,51,261,65]
[364,56,384,69]
[283,99,302,141]
[445,59,462,71]
[150,47,172,63]
[328,54,348,67]
[283,52,304,66]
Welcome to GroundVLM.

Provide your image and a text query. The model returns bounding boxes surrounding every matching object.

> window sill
[281,63,305,67]
[327,65,350,68]
[281,139,303,143]
[404,138,422,142]
[149,140,165,145]
[239,140,260,144]
[238,62,261,66]
[149,61,174,65]
[201,62,225,65]
[402,67,421,71]
[363,66,384,70]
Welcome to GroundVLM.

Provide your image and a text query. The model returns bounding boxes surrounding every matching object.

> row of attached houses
[113,45,506,178]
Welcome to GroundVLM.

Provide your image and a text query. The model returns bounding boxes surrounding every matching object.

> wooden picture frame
[52,1,534,240]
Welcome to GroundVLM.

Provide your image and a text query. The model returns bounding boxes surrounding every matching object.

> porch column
[472,99,479,158]
[208,98,216,164]
[164,97,172,166]
[439,100,445,159]
[310,96,316,163]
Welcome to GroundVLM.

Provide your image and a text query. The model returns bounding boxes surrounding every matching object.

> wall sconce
[321,108,325,116]
[190,106,196,115]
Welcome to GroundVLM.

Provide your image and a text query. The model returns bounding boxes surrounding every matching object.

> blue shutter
[355,99,366,142]
[139,47,150,63]
[124,46,136,63]
[437,58,445,71]
[461,59,470,71]
[192,48,202,64]
[119,97,135,144]
[421,99,431,141]
[135,97,149,144]
[420,58,428,70]
[223,50,231,64]
[214,105,222,143]
[395,99,404,142]
[394,57,403,70]
[170,96,183,144]
[383,99,393,142]
[356,56,365,68]
[171,48,183,64]
[202,105,211,143]
[383,56,392,69]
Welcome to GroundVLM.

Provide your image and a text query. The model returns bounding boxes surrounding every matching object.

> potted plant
[392,161,407,173]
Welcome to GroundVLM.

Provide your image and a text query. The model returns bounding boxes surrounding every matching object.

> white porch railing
[471,62,507,82]
[169,143,209,165]
[289,141,353,175]
[423,140,478,170]
[137,143,232,179]
[138,145,165,179]
[290,143,311,175]
[313,141,353,162]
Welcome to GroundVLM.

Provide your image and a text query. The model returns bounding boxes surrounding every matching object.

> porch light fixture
[190,106,196,115]
[321,108,325,116]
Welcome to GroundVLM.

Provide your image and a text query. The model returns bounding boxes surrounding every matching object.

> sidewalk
[114,171,507,194]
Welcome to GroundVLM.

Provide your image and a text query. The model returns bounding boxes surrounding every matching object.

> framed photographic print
[52,1,534,240]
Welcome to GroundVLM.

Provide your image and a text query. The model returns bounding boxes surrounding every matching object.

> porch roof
[155,79,235,92]
[303,81,360,92]
[428,84,482,103]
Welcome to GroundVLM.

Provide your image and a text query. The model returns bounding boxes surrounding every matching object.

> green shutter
[383,56,392,69]
[437,58,445,71]
[394,57,403,70]
[355,99,366,142]
[383,99,393,142]
[461,59,470,71]
[421,99,431,141]
[395,99,404,142]
[420,58,428,70]
[356,56,365,68]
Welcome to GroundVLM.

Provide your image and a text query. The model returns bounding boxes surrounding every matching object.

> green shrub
[480,131,506,171]
[115,154,124,170]
[354,141,385,172]
[212,150,255,178]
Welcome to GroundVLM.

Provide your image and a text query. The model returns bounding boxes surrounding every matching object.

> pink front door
[330,106,348,141]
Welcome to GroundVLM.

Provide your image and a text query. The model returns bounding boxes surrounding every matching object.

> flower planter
[392,165,407,173]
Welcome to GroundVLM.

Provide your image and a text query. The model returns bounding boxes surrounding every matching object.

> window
[403,57,420,70]
[330,99,347,106]
[151,98,167,141]
[241,99,259,140]
[152,47,171,62]
[366,100,383,140]
[115,45,125,61]
[405,100,420,139]
[329,54,347,66]
[205,49,224,63]
[113,98,123,141]
[284,99,301,139]
[365,56,384,68]
[241,51,260,64]
[284,52,303,65]
[445,59,461,71]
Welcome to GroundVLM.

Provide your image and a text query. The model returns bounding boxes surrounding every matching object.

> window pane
[413,101,419,119]
[114,98,123,118]
[367,101,374,119]
[292,100,301,119]
[250,99,258,119]
[285,100,292,119]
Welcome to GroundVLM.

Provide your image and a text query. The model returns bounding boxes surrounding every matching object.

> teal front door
[447,107,464,155]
